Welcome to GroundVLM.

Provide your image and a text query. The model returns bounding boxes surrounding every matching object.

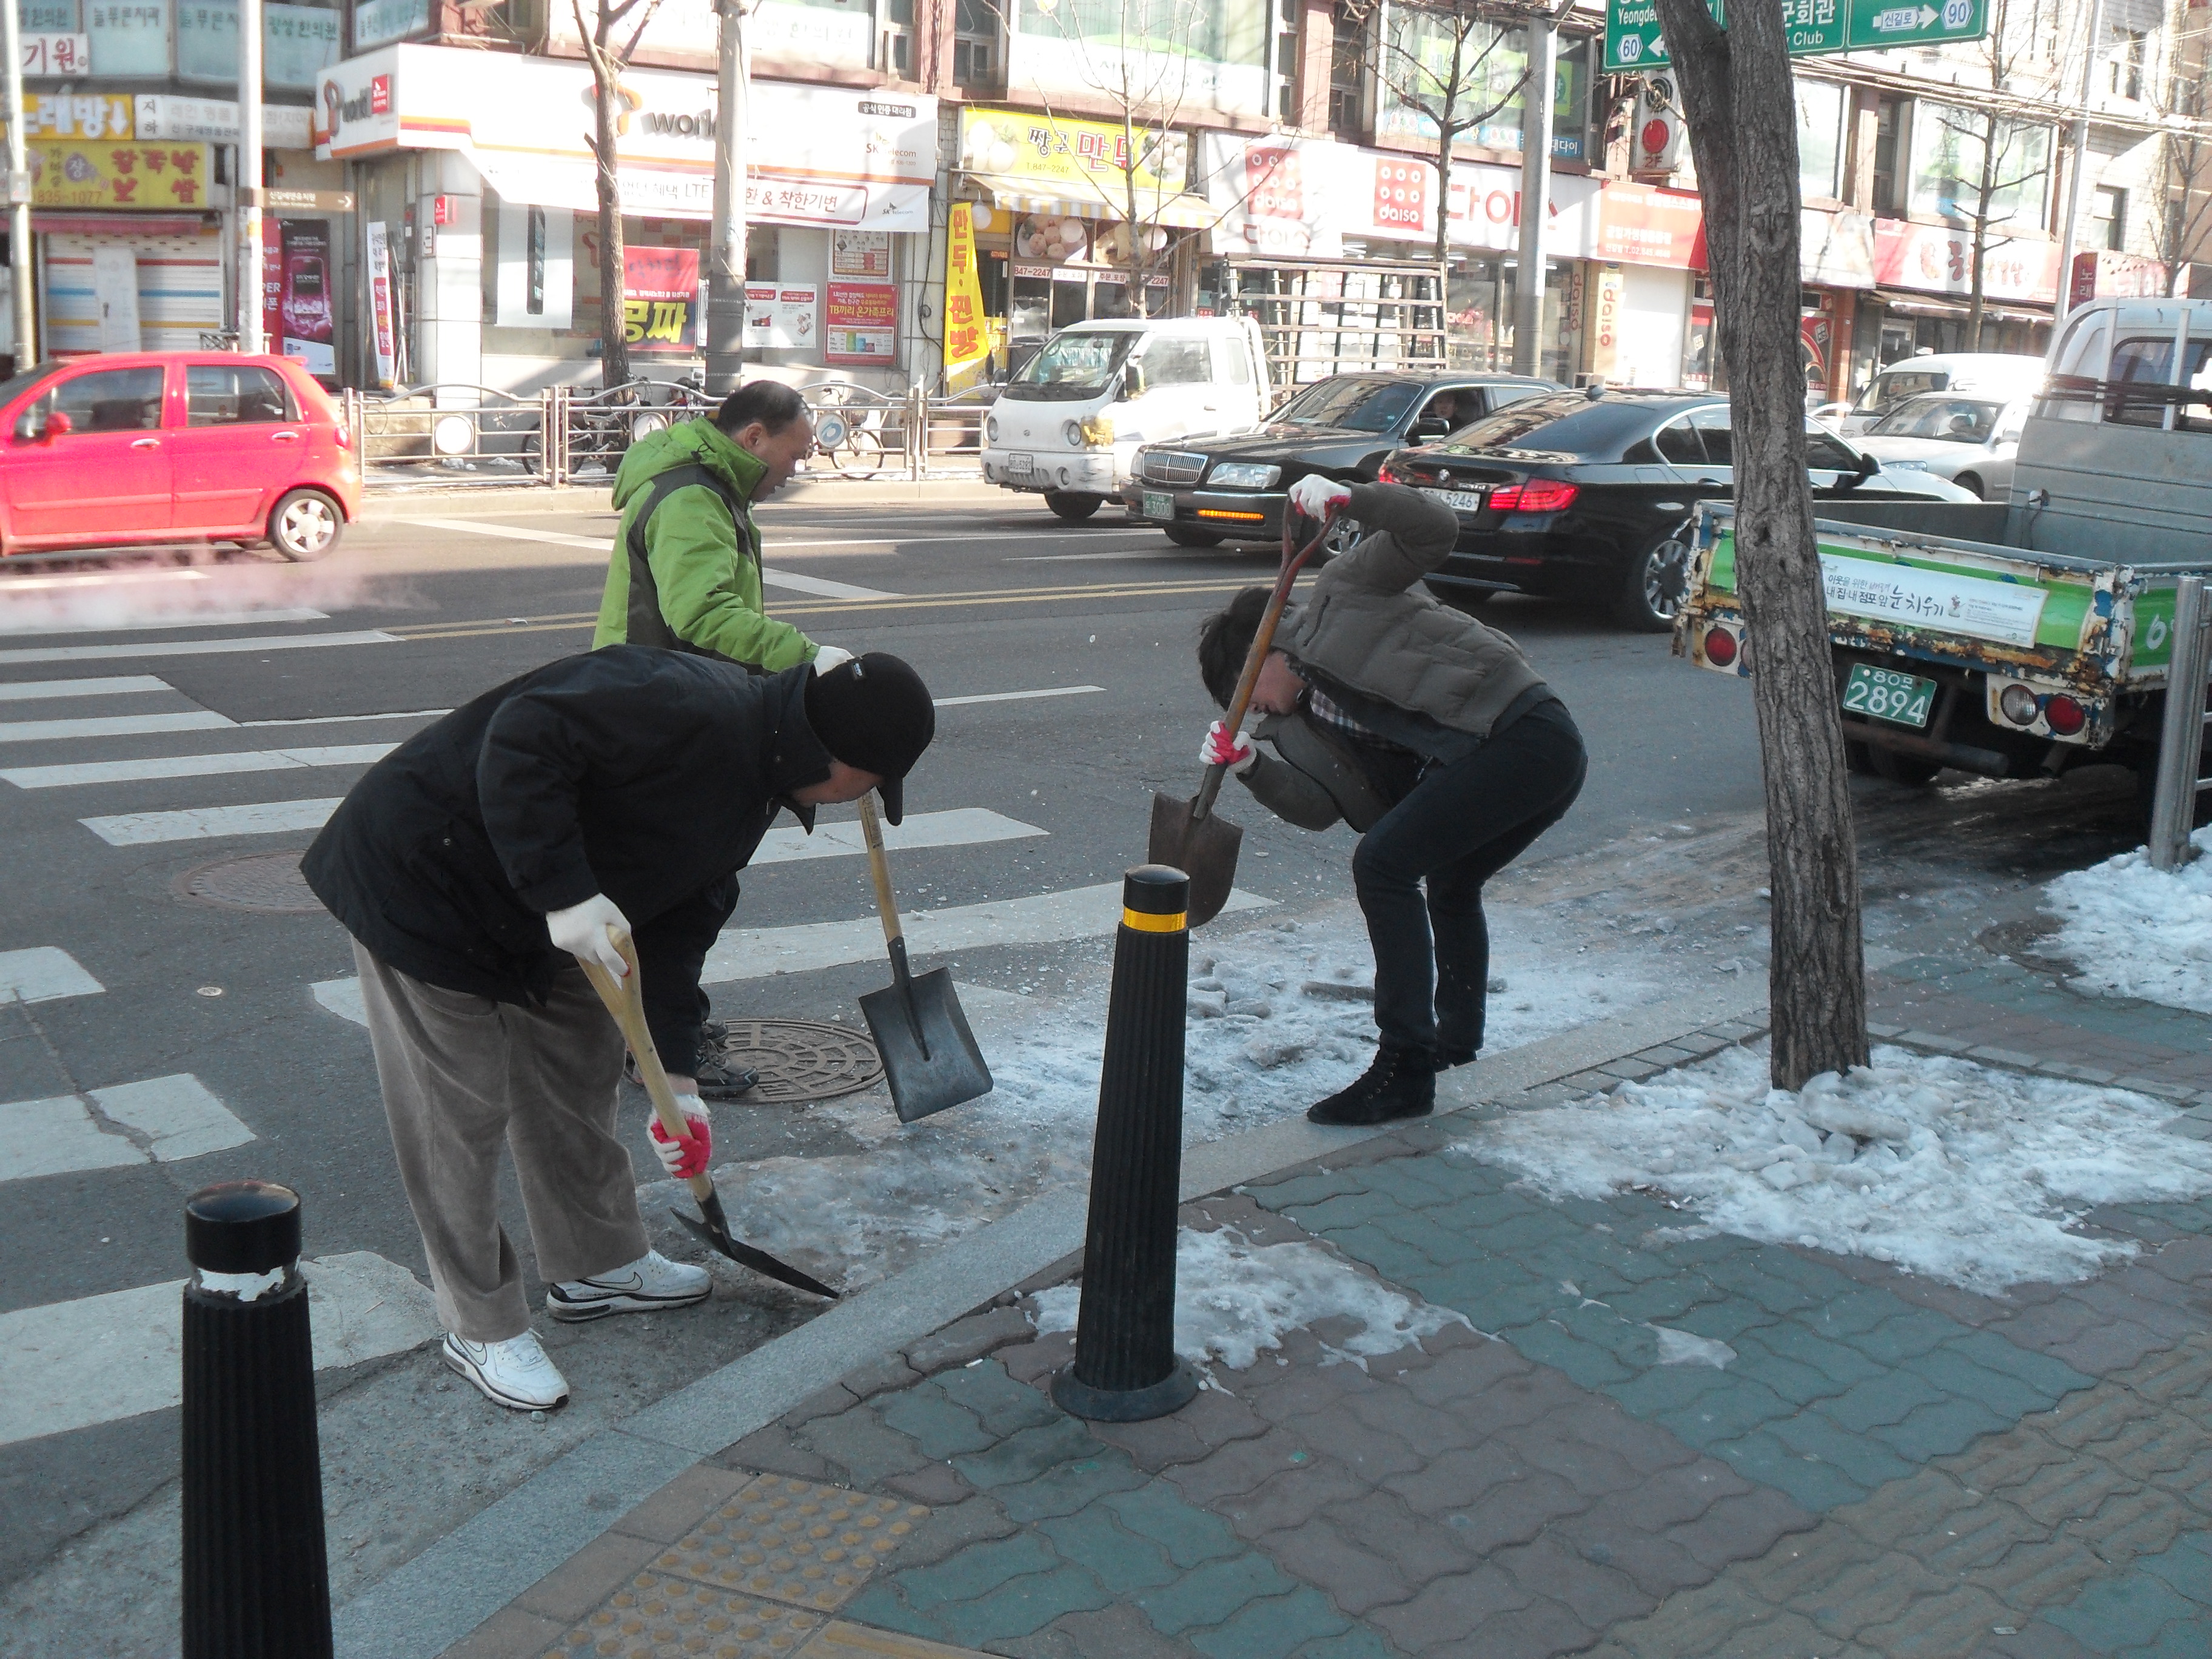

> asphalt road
[27,477,2140,1652]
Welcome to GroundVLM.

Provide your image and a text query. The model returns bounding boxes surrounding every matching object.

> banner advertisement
[364,220,399,389]
[622,246,702,352]
[1870,218,2060,304]
[1594,179,1707,268]
[824,281,896,364]
[29,139,209,207]
[20,92,133,138]
[943,201,990,371]
[1004,0,1270,120]
[21,33,91,75]
[278,219,337,377]
[742,283,819,350]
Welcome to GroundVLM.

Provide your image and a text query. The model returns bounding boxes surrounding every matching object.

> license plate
[1142,491,1173,520]
[1842,663,1937,728]
[1004,452,1034,476]
[1436,488,1487,512]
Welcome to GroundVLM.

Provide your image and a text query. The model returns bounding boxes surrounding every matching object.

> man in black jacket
[305,646,934,1411]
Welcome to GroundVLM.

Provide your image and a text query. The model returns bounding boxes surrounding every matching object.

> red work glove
[648,1095,712,1179]
[1199,720,1259,775]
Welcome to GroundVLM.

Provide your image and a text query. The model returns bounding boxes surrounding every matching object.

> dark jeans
[1350,702,1587,1058]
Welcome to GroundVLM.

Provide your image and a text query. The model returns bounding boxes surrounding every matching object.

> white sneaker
[546,1249,711,1323]
[443,1330,569,1411]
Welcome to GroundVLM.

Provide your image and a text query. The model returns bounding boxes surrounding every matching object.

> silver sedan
[1852,394,2028,500]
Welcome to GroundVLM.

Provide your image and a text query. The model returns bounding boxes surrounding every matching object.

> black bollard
[181,1181,333,1659]
[1053,865,1201,1423]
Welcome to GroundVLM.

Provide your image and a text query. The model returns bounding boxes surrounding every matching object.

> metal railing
[801,383,987,481]
[349,377,713,489]
[2148,572,2212,869]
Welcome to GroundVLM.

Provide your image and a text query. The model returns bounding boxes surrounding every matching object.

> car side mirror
[1408,417,1450,440]
[21,409,68,442]
[1841,449,1877,488]
[1121,364,1146,399]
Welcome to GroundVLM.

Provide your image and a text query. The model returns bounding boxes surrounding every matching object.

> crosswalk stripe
[2,607,334,634]
[0,1074,252,1183]
[4,742,397,789]
[0,675,171,702]
[0,1095,141,1180]
[81,796,343,846]
[752,806,1044,865]
[0,1250,440,1448]
[0,947,103,1002]
[0,709,233,744]
[934,685,1102,708]
[395,517,899,600]
[0,629,397,667]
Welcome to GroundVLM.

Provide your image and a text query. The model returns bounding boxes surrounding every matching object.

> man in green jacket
[595,380,851,674]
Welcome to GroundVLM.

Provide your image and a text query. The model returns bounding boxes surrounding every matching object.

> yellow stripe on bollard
[1121,907,1187,933]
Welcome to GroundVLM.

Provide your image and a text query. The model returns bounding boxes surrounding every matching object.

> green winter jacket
[593,417,819,671]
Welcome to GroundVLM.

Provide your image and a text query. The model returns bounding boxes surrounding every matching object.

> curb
[333,980,1771,1659]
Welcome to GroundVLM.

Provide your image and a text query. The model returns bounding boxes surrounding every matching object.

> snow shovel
[575,933,839,1299]
[1147,506,1337,927]
[856,789,994,1122]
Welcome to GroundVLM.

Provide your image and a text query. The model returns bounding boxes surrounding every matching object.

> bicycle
[807,383,894,479]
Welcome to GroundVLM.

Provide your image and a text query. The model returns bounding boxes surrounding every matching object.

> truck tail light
[1997,683,2039,725]
[2044,694,2086,736]
[1703,626,1738,667]
[1488,480,1580,513]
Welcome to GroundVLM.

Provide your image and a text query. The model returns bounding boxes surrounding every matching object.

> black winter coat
[303,646,831,1073]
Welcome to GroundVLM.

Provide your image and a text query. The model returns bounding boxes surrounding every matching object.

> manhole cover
[175,850,323,913]
[715,1017,882,1104]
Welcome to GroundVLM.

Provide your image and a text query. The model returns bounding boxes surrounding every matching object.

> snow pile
[2043,826,2212,1014]
[1030,1225,1468,1373]
[1471,1044,2212,1292]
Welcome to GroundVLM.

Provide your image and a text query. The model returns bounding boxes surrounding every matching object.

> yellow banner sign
[30,139,212,209]
[943,201,989,373]
[957,107,1186,196]
[19,93,134,140]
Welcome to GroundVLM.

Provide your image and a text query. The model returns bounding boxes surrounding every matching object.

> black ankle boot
[1436,1045,1477,1070]
[1308,1047,1436,1125]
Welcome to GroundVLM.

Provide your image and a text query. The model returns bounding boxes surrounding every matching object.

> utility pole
[2054,0,2106,316]
[704,0,748,396]
[0,0,35,367]
[238,0,266,352]
[1512,5,1557,378]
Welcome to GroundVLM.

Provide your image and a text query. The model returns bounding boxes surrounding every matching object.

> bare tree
[1649,0,1869,1090]
[574,0,665,388]
[2148,0,2212,294]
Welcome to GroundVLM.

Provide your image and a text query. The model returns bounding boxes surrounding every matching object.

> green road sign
[1604,0,1983,70]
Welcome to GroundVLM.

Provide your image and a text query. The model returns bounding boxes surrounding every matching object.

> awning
[1872,288,2053,323]
[962,171,1216,229]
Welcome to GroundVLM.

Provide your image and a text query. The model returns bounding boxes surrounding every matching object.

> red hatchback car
[0,352,360,561]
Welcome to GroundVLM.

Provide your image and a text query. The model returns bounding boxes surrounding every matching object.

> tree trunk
[591,53,631,389]
[1650,0,1869,1091]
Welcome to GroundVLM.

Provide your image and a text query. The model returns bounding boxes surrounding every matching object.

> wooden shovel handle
[575,931,715,1204]
[856,791,905,960]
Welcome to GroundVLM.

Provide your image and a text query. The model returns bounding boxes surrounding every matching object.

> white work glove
[811,643,855,674]
[1289,475,1353,521]
[648,1094,713,1179]
[1199,720,1259,776]
[548,893,631,978]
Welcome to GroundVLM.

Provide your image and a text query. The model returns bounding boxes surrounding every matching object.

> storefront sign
[20,92,132,138]
[1005,0,1269,121]
[742,282,818,350]
[364,218,398,388]
[85,0,171,78]
[1871,217,2060,304]
[943,201,988,371]
[621,246,702,352]
[21,33,91,75]
[1589,264,1624,380]
[29,138,209,207]
[21,2,82,29]
[351,0,426,50]
[1595,179,1706,268]
[825,281,895,364]
[136,94,312,149]
[2068,249,2168,307]
[317,47,935,232]
[958,107,1188,201]
[831,229,891,279]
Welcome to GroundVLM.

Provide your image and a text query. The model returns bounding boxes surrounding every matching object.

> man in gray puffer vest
[1196,475,1587,1125]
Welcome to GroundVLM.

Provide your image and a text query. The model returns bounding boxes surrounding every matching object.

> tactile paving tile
[545,1570,823,1657]
[652,1476,927,1610]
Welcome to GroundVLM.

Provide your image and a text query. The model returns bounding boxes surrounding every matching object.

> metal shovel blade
[859,965,994,1123]
[1148,791,1243,928]
[672,1185,840,1299]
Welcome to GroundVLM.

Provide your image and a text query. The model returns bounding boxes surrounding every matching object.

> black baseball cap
[803,652,936,824]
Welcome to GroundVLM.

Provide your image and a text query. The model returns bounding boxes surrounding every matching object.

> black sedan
[1121,370,1559,550]
[1381,389,1977,631]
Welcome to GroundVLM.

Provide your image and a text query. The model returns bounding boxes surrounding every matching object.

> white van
[980,315,1272,520]
[1816,352,2046,435]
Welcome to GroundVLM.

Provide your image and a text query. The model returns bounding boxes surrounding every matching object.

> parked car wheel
[1614,527,1695,631]
[1044,491,1103,521]
[1164,524,1224,548]
[1954,473,1985,499]
[1867,745,1943,785]
[268,488,343,562]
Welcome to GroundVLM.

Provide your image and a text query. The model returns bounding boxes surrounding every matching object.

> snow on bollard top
[1467,1044,2212,1294]
[2044,824,2212,1014]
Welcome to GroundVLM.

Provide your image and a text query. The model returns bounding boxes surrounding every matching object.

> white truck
[1675,297,2212,810]
[979,315,1272,521]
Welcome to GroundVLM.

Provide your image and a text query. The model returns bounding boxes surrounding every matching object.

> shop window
[953,0,998,89]
[1797,79,1846,202]
[1871,96,1902,213]
[880,0,914,77]
[22,366,164,434]
[187,364,293,426]
[2091,186,2126,252]
[1908,101,2053,232]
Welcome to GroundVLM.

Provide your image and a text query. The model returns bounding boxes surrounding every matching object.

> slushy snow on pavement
[1472,1043,2212,1293]
[2043,825,2212,1013]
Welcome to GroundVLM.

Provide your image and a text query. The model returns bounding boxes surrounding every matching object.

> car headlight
[1079,413,1115,447]
[1207,462,1281,489]
[986,415,999,443]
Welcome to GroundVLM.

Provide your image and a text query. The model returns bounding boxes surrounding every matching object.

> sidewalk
[380,926,2212,1659]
